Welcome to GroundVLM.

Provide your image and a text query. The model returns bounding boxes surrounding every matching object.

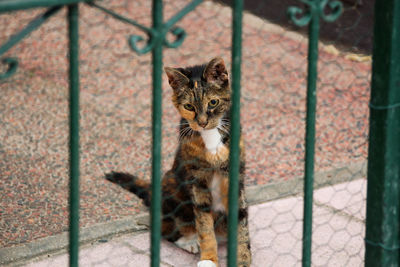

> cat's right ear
[164,67,190,91]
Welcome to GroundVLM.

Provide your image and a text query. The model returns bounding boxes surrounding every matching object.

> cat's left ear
[203,57,229,87]
[164,67,190,92]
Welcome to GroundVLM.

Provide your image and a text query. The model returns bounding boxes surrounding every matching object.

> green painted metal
[163,0,202,29]
[227,0,243,266]
[301,6,319,266]
[365,0,400,266]
[162,27,186,49]
[0,6,62,79]
[88,2,153,34]
[88,1,157,55]
[287,0,342,27]
[0,0,91,13]
[67,4,80,267]
[87,1,202,55]
[287,1,342,266]
[150,0,163,266]
[162,0,202,49]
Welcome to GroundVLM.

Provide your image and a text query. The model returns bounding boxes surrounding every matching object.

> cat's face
[165,57,230,131]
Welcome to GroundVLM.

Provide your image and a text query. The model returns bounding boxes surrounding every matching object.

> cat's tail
[105,172,151,207]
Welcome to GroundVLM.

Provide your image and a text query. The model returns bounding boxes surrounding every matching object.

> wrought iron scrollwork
[88,2,157,55]
[90,0,203,55]
[320,0,343,22]
[287,5,313,27]
[128,32,156,55]
[0,6,62,80]
[0,0,204,79]
[163,26,187,48]
[288,0,343,26]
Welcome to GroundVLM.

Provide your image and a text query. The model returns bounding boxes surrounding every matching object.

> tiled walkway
[24,179,367,267]
[1,0,370,260]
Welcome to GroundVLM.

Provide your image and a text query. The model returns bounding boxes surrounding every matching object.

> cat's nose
[198,121,208,128]
[197,119,208,128]
[197,115,208,128]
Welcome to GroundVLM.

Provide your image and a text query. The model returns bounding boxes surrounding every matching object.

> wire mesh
[0,0,371,266]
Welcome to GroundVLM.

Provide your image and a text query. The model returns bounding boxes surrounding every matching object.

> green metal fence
[287,1,342,266]
[0,0,399,266]
[365,0,400,266]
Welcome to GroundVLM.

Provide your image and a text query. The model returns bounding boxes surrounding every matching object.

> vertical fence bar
[150,0,163,266]
[67,3,80,267]
[227,0,243,266]
[365,0,400,266]
[302,3,320,267]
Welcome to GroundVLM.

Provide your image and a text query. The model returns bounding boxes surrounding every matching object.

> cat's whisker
[188,128,194,138]
[179,129,188,139]
[220,129,229,136]
[179,128,186,139]
[220,123,230,128]
[219,122,231,128]
[217,126,230,135]
[179,126,192,140]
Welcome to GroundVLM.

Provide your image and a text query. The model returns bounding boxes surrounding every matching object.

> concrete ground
[21,179,366,267]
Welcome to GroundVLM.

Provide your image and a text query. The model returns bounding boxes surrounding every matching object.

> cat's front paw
[174,235,199,254]
[197,260,217,267]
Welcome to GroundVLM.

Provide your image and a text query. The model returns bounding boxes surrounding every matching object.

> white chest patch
[211,173,226,212]
[200,128,222,154]
[197,260,217,267]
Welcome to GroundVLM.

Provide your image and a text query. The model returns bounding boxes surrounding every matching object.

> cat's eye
[208,99,219,108]
[184,104,195,111]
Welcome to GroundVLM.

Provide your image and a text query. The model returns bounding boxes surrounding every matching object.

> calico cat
[106,57,251,267]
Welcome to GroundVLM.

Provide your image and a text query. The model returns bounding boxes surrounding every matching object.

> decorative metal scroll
[0,0,203,79]
[89,0,203,54]
[0,6,62,79]
[287,0,343,27]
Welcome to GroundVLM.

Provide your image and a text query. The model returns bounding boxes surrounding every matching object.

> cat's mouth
[189,122,216,132]
[180,119,228,140]
[189,120,229,133]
